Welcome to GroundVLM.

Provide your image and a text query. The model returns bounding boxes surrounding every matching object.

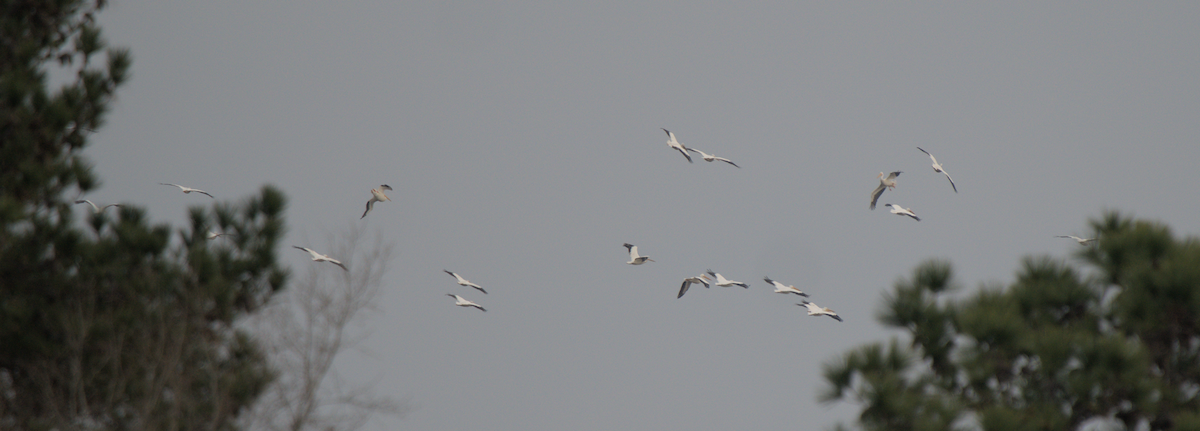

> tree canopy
[1,1,290,429]
[822,212,1200,431]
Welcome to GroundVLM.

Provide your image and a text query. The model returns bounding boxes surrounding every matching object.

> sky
[79,2,1200,430]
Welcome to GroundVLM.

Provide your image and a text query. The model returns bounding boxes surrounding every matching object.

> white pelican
[764,277,809,297]
[444,270,487,294]
[207,231,236,240]
[869,171,902,210]
[74,199,121,214]
[360,184,393,219]
[446,294,486,312]
[292,246,348,271]
[799,301,843,322]
[159,183,214,198]
[917,147,957,193]
[686,148,740,168]
[624,243,655,265]
[706,270,748,288]
[661,128,693,163]
[884,203,921,221]
[1056,235,1097,246]
[677,274,711,299]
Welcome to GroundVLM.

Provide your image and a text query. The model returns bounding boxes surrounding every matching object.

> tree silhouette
[823,212,1200,431]
[1,1,290,429]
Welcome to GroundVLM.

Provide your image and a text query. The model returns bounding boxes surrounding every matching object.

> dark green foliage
[824,212,1200,431]
[0,1,289,429]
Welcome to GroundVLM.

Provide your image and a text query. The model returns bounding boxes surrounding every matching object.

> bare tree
[244,224,405,431]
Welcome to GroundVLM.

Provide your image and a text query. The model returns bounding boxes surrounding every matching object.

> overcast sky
[84,2,1200,430]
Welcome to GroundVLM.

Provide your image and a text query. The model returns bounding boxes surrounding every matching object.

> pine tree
[1,1,289,429]
[822,212,1200,431]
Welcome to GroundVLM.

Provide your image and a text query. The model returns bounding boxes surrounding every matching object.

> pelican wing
[678,280,692,299]
[714,157,739,168]
[942,170,957,193]
[362,199,375,219]
[870,184,886,210]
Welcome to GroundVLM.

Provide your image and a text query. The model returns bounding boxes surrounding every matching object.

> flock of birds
[73,131,1098,321]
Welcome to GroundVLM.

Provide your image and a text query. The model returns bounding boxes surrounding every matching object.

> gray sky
[86,2,1200,430]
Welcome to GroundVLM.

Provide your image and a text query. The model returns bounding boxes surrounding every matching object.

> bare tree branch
[244,224,406,431]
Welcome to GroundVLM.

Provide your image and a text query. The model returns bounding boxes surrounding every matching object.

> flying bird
[706,270,748,288]
[870,171,901,210]
[446,294,487,312]
[764,277,809,296]
[159,183,214,198]
[292,246,348,271]
[917,147,957,193]
[624,243,655,265]
[686,148,740,168]
[207,231,236,240]
[361,184,393,219]
[661,128,693,163]
[677,274,711,299]
[74,199,121,214]
[885,203,921,221]
[799,301,843,322]
[444,270,487,294]
[1056,235,1097,246]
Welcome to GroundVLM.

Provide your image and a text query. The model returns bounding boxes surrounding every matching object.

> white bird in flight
[624,243,655,265]
[687,148,740,168]
[1056,235,1097,246]
[74,199,121,214]
[870,171,901,210]
[661,128,693,163]
[706,270,748,288]
[885,203,921,221]
[677,274,711,299]
[207,231,236,240]
[917,147,957,193]
[361,184,393,219]
[764,277,809,297]
[292,246,348,271]
[446,294,487,312]
[799,301,843,322]
[444,270,487,294]
[159,183,214,198]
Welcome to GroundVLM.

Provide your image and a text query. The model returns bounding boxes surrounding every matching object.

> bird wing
[196,190,214,198]
[75,199,99,212]
[870,184,886,210]
[471,283,487,294]
[159,183,183,189]
[674,146,693,163]
[887,171,902,180]
[828,314,844,322]
[330,260,349,271]
[362,199,375,219]
[293,246,321,259]
[678,280,691,298]
[917,147,931,157]
[381,184,393,191]
[942,170,957,193]
[714,157,739,168]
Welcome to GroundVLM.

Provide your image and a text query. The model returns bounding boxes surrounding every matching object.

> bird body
[160,183,214,198]
[677,274,711,298]
[764,277,809,296]
[706,270,748,288]
[661,128,693,163]
[361,184,393,219]
[444,270,487,294]
[917,147,957,193]
[1056,235,1097,246]
[447,294,486,312]
[687,148,740,168]
[624,243,655,265]
[799,301,843,322]
[870,171,901,210]
[885,203,921,221]
[74,199,121,214]
[292,246,349,271]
